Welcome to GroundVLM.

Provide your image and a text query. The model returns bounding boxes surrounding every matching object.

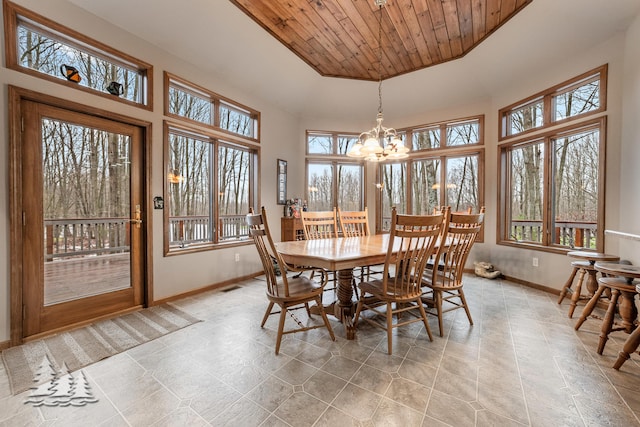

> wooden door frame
[8,85,154,346]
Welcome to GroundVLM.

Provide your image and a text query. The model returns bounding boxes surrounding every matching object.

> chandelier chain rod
[377,3,383,116]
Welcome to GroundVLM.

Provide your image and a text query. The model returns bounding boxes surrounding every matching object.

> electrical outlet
[532,257,539,267]
[235,253,240,262]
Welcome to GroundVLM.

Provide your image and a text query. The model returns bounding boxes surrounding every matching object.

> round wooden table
[562,251,619,318]
[590,262,640,369]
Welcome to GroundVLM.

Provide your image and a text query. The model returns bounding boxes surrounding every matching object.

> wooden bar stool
[613,282,640,369]
[588,262,640,355]
[558,251,619,318]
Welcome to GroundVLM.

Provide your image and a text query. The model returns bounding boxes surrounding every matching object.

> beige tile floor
[1,274,640,426]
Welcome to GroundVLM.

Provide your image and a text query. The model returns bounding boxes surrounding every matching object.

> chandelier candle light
[347,0,409,162]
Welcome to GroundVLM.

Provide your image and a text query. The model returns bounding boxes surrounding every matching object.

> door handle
[131,204,142,228]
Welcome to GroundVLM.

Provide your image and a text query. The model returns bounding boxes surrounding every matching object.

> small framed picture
[277,159,287,205]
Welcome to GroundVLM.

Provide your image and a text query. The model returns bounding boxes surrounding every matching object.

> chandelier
[347,0,409,162]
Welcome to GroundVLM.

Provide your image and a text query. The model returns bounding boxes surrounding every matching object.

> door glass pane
[411,159,440,214]
[337,164,363,210]
[445,155,479,212]
[380,163,407,231]
[307,163,333,211]
[552,129,600,248]
[43,118,131,305]
[509,142,544,243]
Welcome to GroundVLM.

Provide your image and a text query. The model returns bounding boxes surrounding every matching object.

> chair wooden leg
[304,302,311,317]
[275,305,288,355]
[354,293,364,324]
[316,296,335,341]
[458,289,473,326]
[613,325,640,369]
[558,266,579,304]
[261,302,274,327]
[568,269,586,318]
[416,299,433,342]
[597,289,620,355]
[575,284,606,331]
[435,290,444,337]
[386,302,393,355]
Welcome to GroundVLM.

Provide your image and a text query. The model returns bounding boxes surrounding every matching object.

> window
[163,74,259,253]
[500,117,606,251]
[305,132,364,211]
[4,0,151,108]
[411,118,481,151]
[500,65,606,139]
[379,116,484,232]
[165,124,257,252]
[380,152,483,230]
[165,72,259,140]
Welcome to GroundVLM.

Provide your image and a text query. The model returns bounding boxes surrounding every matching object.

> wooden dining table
[276,234,395,339]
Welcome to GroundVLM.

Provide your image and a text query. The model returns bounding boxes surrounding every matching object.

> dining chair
[338,207,370,237]
[337,207,382,289]
[301,208,340,295]
[421,207,485,337]
[246,207,335,354]
[353,207,444,355]
[301,208,338,240]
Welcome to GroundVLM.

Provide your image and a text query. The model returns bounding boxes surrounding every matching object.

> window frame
[406,115,484,152]
[3,0,153,110]
[305,131,366,211]
[164,72,260,142]
[376,115,485,235]
[498,117,607,253]
[499,64,607,140]
[163,120,259,255]
[377,147,485,234]
[305,159,366,212]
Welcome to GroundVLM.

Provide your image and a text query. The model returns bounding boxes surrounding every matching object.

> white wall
[616,12,640,263]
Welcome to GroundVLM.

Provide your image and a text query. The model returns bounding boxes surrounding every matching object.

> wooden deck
[44,253,131,305]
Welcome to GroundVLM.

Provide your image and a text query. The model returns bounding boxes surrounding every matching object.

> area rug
[1,303,201,395]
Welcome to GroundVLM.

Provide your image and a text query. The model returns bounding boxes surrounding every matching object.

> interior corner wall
[617,12,640,265]
[0,0,300,343]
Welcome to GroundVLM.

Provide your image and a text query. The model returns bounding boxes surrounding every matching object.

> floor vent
[222,285,241,292]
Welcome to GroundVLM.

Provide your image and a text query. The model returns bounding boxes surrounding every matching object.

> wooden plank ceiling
[230,0,533,81]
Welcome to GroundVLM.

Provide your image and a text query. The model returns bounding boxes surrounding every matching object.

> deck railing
[45,214,250,259]
[510,219,597,248]
[169,214,249,245]
[44,218,130,261]
[381,217,597,249]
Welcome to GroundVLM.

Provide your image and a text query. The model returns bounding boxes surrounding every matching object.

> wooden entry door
[19,100,145,339]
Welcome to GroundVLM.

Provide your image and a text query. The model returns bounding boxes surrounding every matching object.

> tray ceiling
[230,0,533,81]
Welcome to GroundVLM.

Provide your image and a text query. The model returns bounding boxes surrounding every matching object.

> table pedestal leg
[335,269,356,339]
